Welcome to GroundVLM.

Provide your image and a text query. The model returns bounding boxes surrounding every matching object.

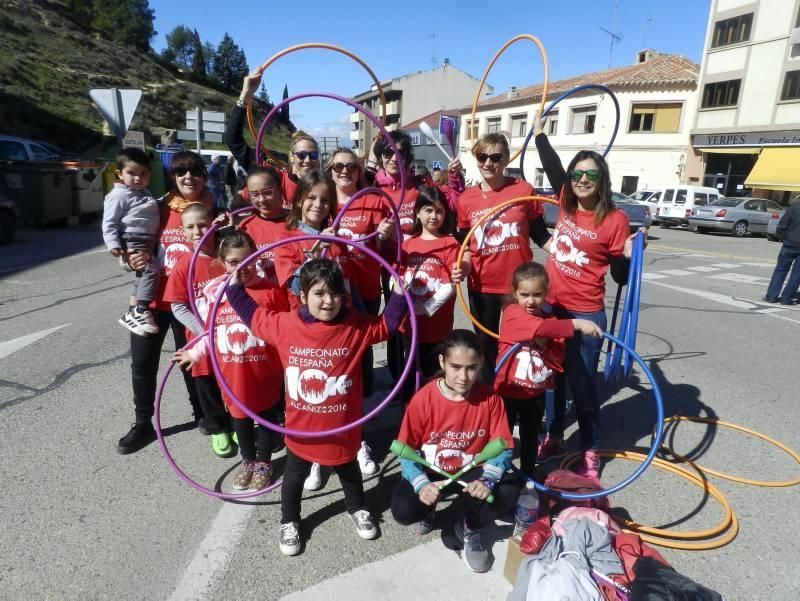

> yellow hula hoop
[456,195,559,339]
[660,416,800,487]
[470,34,549,162]
[245,43,388,167]
[561,450,739,550]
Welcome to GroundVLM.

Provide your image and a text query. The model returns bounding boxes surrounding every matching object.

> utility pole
[599,0,623,68]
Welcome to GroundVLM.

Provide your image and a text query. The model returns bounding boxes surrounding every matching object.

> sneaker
[116,421,156,455]
[231,431,238,446]
[762,295,779,303]
[455,518,491,573]
[232,460,255,490]
[412,511,436,536]
[249,461,273,491]
[780,297,799,305]
[279,521,302,556]
[537,436,566,462]
[577,450,601,482]
[350,509,378,540]
[119,308,159,336]
[357,441,378,475]
[303,462,322,491]
[211,432,237,458]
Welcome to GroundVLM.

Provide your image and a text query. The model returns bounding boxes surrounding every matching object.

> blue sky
[149,0,711,144]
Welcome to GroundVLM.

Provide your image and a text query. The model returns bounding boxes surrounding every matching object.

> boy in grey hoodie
[102,148,161,336]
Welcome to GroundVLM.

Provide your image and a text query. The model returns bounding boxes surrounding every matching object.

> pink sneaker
[577,450,601,482]
[537,436,566,462]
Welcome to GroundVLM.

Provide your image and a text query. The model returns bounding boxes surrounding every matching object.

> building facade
[690,0,800,200]
[349,61,491,152]
[458,51,699,194]
[400,110,460,173]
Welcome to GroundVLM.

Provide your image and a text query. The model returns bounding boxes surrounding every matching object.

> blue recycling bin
[155,143,186,181]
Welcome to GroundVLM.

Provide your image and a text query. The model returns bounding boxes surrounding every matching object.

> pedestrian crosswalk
[642,262,770,284]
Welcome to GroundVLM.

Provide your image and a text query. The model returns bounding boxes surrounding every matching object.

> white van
[656,185,721,228]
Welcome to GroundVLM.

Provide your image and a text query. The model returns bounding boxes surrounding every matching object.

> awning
[745,147,800,192]
[696,147,761,154]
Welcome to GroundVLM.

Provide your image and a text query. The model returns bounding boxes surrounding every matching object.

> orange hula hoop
[469,34,549,163]
[455,195,559,339]
[245,43,387,168]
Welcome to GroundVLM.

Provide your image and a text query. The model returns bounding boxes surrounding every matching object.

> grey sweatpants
[123,234,159,304]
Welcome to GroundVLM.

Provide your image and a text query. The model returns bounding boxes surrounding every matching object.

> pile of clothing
[508,470,724,601]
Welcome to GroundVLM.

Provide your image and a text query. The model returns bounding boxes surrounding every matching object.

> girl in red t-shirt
[226,258,408,556]
[174,231,289,492]
[495,262,601,477]
[398,186,470,389]
[533,113,640,480]
[391,329,516,573]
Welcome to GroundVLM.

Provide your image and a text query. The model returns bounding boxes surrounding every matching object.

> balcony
[349,111,360,124]
[350,130,360,141]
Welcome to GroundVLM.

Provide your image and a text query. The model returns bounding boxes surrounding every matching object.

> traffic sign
[177,130,223,143]
[186,110,225,123]
[122,130,146,152]
[431,160,444,170]
[90,88,142,141]
[185,120,225,133]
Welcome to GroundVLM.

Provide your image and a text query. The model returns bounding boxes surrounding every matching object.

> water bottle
[513,481,539,539]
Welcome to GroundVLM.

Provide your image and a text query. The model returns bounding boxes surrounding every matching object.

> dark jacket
[777,201,800,249]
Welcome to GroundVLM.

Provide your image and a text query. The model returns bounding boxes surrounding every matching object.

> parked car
[688,197,784,237]
[0,192,19,245]
[0,134,66,162]
[543,192,650,232]
[629,190,657,204]
[767,209,785,241]
[656,185,722,228]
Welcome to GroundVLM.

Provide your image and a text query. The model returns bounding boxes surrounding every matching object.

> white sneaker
[357,441,378,475]
[279,521,302,556]
[119,308,159,336]
[350,509,378,540]
[303,462,322,491]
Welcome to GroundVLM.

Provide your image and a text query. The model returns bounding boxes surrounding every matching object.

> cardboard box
[504,536,524,585]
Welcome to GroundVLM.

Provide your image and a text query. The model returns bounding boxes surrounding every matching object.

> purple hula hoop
[186,206,257,322]
[154,333,283,499]
[329,186,402,263]
[207,233,418,437]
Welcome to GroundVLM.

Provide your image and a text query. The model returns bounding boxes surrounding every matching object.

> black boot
[117,421,156,455]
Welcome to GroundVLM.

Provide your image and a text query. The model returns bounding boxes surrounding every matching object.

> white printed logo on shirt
[551,225,589,267]
[474,218,519,249]
[215,323,265,355]
[285,366,352,405]
[512,348,552,387]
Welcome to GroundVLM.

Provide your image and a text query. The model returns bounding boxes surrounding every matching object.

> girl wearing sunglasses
[532,113,639,482]
[455,133,550,383]
[226,71,320,209]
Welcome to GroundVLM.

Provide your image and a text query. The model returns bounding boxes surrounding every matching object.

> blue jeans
[766,246,800,302]
[550,307,607,450]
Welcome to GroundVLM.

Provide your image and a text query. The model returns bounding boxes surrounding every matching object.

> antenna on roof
[427,33,437,69]
[599,0,623,68]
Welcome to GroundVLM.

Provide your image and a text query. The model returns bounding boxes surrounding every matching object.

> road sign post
[182,109,226,152]
[89,88,142,146]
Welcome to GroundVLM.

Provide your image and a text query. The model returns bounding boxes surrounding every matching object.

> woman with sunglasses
[226,71,320,208]
[455,133,549,384]
[532,113,637,482]
[116,151,215,455]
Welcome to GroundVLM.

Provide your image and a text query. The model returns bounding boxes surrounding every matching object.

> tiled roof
[402,110,450,130]
[464,53,699,113]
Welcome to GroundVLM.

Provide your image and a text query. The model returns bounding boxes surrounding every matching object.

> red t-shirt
[336,192,389,300]
[238,213,288,287]
[152,209,191,311]
[457,179,544,294]
[398,235,460,344]
[397,380,513,475]
[379,185,419,236]
[546,208,629,312]
[163,253,223,377]
[280,171,297,211]
[250,308,390,465]
[209,278,289,418]
[495,304,566,399]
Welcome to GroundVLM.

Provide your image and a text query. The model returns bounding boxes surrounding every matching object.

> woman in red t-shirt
[455,133,550,383]
[533,114,639,480]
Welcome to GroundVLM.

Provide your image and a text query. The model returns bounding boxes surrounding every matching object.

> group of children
[104,120,630,571]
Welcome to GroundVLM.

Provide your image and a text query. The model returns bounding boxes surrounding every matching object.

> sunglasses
[293,151,319,161]
[381,148,397,159]
[569,169,600,182]
[476,152,505,164]
[331,162,359,174]
[174,168,206,177]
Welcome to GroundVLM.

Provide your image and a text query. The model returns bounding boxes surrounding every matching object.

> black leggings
[193,375,230,434]
[280,449,365,523]
[467,290,505,383]
[401,336,441,401]
[131,309,199,423]
[231,405,282,462]
[391,468,520,530]
[503,394,546,477]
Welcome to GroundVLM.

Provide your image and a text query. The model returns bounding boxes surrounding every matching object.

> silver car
[688,197,784,237]
[767,210,784,241]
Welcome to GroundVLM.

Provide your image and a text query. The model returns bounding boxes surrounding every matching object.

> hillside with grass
[0,0,292,156]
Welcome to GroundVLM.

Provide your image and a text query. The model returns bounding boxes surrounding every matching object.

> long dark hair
[437,329,483,363]
[409,186,451,236]
[286,170,338,230]
[298,258,346,297]
[561,150,613,226]
[218,230,256,262]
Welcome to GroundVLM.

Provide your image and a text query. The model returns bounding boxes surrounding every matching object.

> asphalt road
[1,224,798,600]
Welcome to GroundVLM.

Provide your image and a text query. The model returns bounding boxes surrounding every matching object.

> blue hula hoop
[496,330,663,500]
[519,84,621,183]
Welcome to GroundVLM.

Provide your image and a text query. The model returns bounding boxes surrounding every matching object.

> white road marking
[659,269,695,276]
[642,273,668,280]
[0,324,71,361]
[710,263,741,269]
[741,262,772,268]
[709,273,770,285]
[686,266,721,272]
[168,500,255,601]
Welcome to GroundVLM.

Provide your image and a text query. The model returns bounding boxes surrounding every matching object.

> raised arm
[533,112,567,196]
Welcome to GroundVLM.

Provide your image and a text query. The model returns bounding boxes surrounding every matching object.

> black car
[542,192,650,232]
[0,192,19,244]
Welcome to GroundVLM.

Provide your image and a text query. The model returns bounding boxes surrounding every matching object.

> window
[547,112,559,135]
[781,71,800,101]
[30,144,53,160]
[629,103,683,133]
[464,120,476,140]
[621,176,639,195]
[510,114,527,138]
[0,141,28,161]
[409,132,421,146]
[675,189,688,204]
[743,199,761,211]
[534,168,545,187]
[570,107,596,134]
[694,193,709,206]
[711,13,753,48]
[701,80,741,108]
[662,189,675,203]
[487,117,501,134]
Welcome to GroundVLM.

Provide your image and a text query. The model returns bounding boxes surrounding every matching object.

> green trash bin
[0,161,73,225]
